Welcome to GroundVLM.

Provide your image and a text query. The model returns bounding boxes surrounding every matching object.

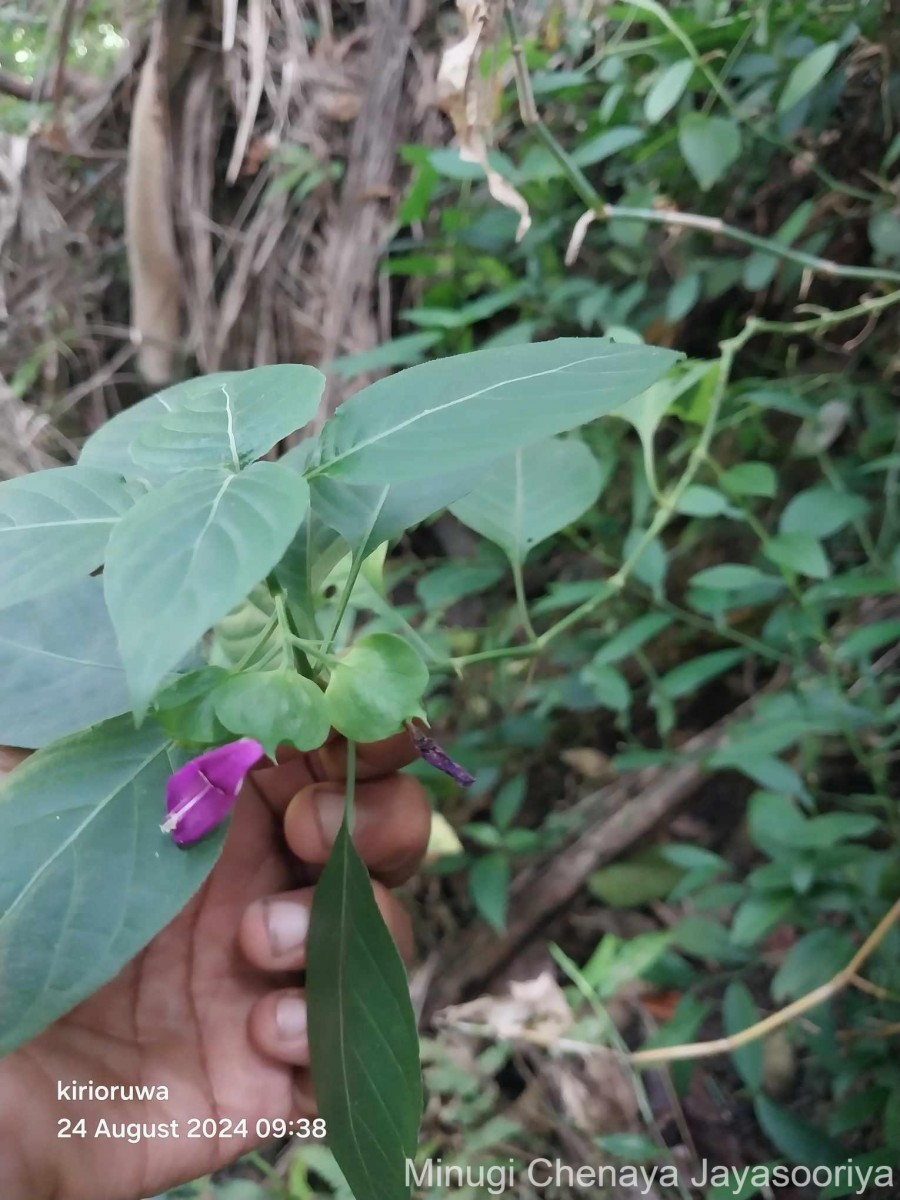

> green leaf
[836,619,900,661]
[81,367,324,481]
[772,929,855,1002]
[730,893,794,946]
[591,613,672,666]
[0,465,134,610]
[778,42,839,113]
[723,982,763,1092]
[307,820,422,1200]
[571,126,645,166]
[315,339,678,485]
[589,851,681,908]
[779,486,868,538]
[644,59,693,123]
[719,462,777,498]
[324,634,428,743]
[677,113,741,190]
[154,666,231,745]
[656,648,745,700]
[210,586,279,672]
[674,484,731,516]
[581,661,631,712]
[449,437,602,564]
[690,564,773,590]
[764,532,830,579]
[311,465,481,558]
[469,852,510,932]
[0,578,131,748]
[214,671,330,757]
[416,562,506,610]
[754,1096,843,1166]
[104,462,310,715]
[326,332,443,379]
[0,717,225,1054]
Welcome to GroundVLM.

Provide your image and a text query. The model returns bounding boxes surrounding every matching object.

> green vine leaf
[0,578,131,748]
[324,634,428,743]
[0,717,224,1055]
[214,671,330,757]
[315,339,678,485]
[80,366,325,482]
[307,819,422,1200]
[154,666,233,745]
[104,462,310,716]
[0,465,135,610]
[449,436,602,564]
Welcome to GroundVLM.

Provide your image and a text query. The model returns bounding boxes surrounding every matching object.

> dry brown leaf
[560,746,614,781]
[437,970,573,1042]
[436,0,531,241]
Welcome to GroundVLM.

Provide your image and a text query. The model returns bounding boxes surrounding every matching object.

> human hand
[0,734,431,1200]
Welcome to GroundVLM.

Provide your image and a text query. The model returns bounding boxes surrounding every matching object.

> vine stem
[629,898,900,1066]
[503,3,900,285]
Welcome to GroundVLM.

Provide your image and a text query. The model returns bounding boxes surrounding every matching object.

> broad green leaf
[591,613,672,667]
[571,126,645,166]
[869,211,900,261]
[742,200,816,290]
[80,366,324,481]
[754,1096,844,1166]
[449,437,603,564]
[771,929,855,1002]
[311,464,482,557]
[104,462,310,715]
[644,59,693,124]
[416,562,506,610]
[764,532,830,579]
[730,893,793,946]
[778,42,839,113]
[0,465,134,610]
[719,462,777,498]
[581,661,631,712]
[674,485,731,516]
[589,852,681,908]
[656,648,745,700]
[214,671,330,757]
[326,332,443,379]
[314,339,678,485]
[723,982,763,1092]
[307,820,422,1200]
[678,113,741,190]
[324,633,428,743]
[154,666,232,745]
[779,486,868,538]
[0,717,225,1054]
[836,618,900,661]
[469,852,510,932]
[0,578,131,748]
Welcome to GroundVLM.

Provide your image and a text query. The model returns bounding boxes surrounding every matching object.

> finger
[251,731,418,817]
[318,730,418,781]
[249,988,310,1067]
[284,774,431,887]
[239,882,414,971]
[291,1070,317,1119]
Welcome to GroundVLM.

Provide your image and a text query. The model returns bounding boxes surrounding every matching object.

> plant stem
[511,557,538,642]
[629,897,900,1066]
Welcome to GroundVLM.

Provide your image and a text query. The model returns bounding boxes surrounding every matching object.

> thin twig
[629,898,900,1066]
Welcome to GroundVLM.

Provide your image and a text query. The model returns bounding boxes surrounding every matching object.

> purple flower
[407,723,475,788]
[161,738,265,846]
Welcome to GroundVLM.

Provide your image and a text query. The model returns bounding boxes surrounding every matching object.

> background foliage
[3,0,900,1196]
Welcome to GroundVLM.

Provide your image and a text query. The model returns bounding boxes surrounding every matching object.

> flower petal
[163,738,265,846]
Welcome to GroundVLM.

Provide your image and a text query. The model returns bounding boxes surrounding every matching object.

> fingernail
[265,900,309,957]
[314,789,345,848]
[276,996,308,1042]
